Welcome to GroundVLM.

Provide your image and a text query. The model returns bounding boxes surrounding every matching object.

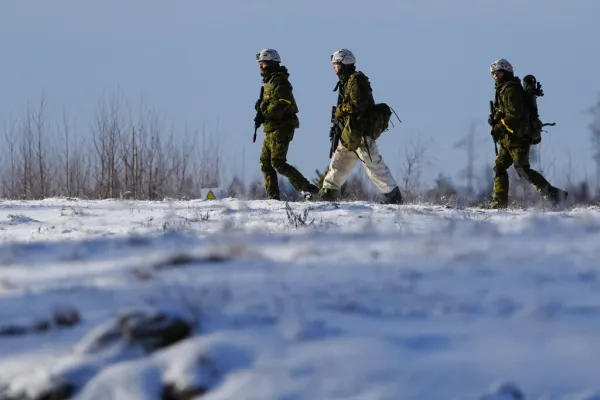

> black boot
[380,187,403,205]
[546,187,568,208]
[487,198,508,209]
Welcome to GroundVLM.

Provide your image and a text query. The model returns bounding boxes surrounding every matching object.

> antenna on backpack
[389,106,402,127]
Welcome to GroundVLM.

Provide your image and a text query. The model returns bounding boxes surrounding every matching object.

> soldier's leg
[259,132,280,200]
[511,145,568,205]
[270,129,319,194]
[510,145,552,194]
[322,142,359,192]
[491,146,513,207]
[356,138,401,197]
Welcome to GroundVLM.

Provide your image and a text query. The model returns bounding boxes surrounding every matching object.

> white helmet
[331,48,356,65]
[256,48,281,63]
[490,58,513,74]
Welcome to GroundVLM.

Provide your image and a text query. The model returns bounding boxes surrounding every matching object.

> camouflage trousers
[492,143,552,205]
[259,129,314,199]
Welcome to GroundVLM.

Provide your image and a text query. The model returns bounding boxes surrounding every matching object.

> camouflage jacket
[493,76,530,143]
[334,71,379,149]
[336,71,375,119]
[259,66,300,133]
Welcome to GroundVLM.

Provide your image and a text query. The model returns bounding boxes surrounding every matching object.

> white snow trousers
[322,137,398,194]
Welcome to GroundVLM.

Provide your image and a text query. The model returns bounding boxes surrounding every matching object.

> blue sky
[1,0,599,190]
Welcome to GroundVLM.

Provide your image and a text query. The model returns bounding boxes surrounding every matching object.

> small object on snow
[0,307,81,337]
[0,324,28,336]
[76,309,194,356]
[205,190,216,200]
[53,306,81,327]
[154,252,231,270]
[33,320,52,332]
[2,378,74,400]
[118,311,193,353]
[3,309,195,400]
[481,381,525,400]
[161,383,207,400]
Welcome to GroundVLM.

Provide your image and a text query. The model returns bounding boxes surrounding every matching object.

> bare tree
[91,92,126,198]
[588,95,600,194]
[475,163,494,204]
[427,173,457,205]
[454,121,477,197]
[196,124,221,189]
[173,130,197,198]
[19,103,36,198]
[2,119,19,197]
[61,109,72,196]
[32,98,50,198]
[563,150,574,190]
[399,137,431,201]
[0,92,222,201]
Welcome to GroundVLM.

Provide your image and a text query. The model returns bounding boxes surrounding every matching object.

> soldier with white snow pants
[323,138,398,196]
[319,48,403,204]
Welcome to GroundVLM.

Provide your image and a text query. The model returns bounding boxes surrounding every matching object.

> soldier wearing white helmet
[487,58,567,208]
[330,48,356,65]
[256,48,281,63]
[490,58,514,74]
[254,48,319,200]
[318,49,403,204]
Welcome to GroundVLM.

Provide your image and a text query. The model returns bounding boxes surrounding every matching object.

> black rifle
[489,100,498,156]
[253,86,265,143]
[329,81,344,158]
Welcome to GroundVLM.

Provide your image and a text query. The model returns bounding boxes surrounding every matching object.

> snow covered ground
[1,198,600,399]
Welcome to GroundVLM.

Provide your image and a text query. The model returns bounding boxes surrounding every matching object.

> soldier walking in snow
[254,48,319,200]
[488,58,567,208]
[318,49,403,204]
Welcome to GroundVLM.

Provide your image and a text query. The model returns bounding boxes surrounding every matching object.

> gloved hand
[334,105,345,119]
[487,115,495,127]
[491,121,504,141]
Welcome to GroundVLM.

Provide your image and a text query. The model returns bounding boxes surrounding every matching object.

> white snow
[1,197,600,399]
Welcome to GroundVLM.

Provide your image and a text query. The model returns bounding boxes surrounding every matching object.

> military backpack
[499,74,555,145]
[520,74,555,145]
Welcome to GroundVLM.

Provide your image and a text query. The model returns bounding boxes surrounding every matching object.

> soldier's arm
[500,86,526,134]
[339,76,371,115]
[261,75,294,120]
